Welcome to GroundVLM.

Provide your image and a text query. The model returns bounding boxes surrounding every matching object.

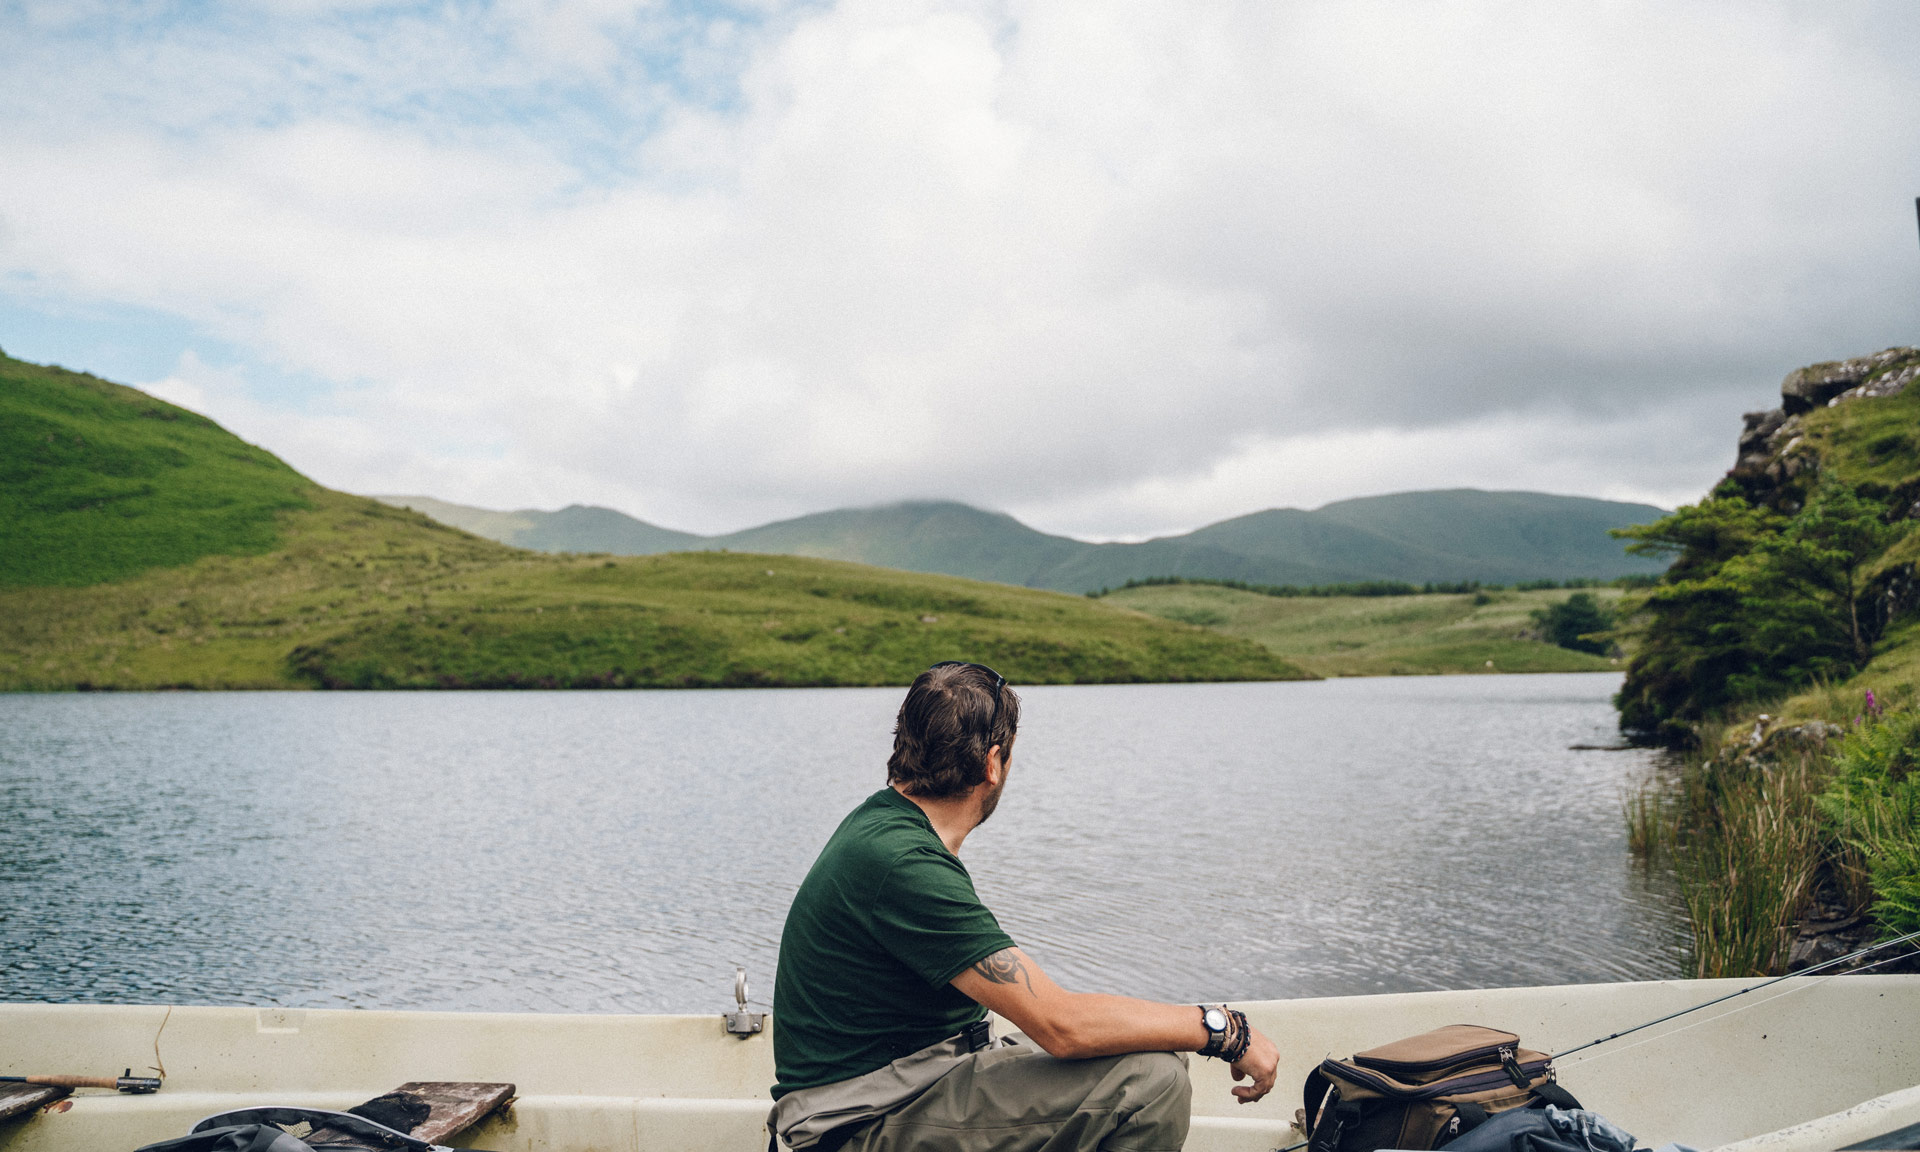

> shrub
[1533,592,1613,655]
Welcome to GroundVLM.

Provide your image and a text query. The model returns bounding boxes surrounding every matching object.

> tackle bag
[1302,1025,1580,1152]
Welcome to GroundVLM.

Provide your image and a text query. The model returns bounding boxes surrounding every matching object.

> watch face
[1203,1008,1228,1033]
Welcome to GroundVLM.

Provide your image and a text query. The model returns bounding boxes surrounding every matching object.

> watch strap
[1197,1004,1228,1059]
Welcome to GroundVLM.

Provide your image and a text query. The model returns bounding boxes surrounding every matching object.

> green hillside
[1,354,312,585]
[0,351,1306,690]
[1230,489,1669,579]
[377,490,1668,592]
[1611,346,1920,978]
[1104,582,1623,677]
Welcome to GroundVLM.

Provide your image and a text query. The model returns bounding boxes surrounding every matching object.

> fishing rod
[1549,925,1920,1060]
[1,1069,162,1094]
[1267,930,1920,1152]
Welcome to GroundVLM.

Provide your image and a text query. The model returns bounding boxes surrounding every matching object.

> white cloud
[2,0,1916,537]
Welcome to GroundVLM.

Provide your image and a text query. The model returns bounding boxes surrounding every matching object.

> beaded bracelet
[1219,1008,1252,1064]
[1198,1005,1252,1063]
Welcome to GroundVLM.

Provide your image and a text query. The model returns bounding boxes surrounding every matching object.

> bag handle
[1302,1068,1334,1132]
[1532,1081,1582,1111]
[1309,1101,1361,1152]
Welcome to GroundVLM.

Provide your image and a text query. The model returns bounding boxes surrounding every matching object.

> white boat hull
[4,976,1917,1152]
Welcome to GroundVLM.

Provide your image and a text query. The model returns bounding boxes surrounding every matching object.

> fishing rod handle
[25,1075,122,1089]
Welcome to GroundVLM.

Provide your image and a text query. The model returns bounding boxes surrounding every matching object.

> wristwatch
[1199,1005,1229,1056]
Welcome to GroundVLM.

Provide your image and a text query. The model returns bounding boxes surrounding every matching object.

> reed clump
[1623,784,1664,862]
[1633,693,1920,977]
[1669,749,1823,978]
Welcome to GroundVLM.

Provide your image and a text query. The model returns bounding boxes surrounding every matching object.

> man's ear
[984,743,1006,786]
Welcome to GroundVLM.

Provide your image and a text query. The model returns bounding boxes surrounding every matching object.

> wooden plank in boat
[0,1083,68,1124]
[303,1082,515,1148]
[394,1081,515,1144]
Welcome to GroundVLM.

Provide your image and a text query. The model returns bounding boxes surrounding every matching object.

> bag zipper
[1498,1046,1532,1091]
[1321,1057,1552,1101]
[1350,1036,1521,1078]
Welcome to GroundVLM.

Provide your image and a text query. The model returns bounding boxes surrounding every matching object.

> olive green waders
[771,1035,1190,1152]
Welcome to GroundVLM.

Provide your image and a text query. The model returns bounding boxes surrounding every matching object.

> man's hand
[953,947,1283,1106]
[1228,1025,1279,1104]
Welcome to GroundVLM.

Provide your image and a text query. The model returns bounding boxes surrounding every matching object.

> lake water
[0,674,1686,1015]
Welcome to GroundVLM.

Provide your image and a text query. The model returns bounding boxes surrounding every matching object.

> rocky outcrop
[1779,347,1920,414]
[1736,407,1790,468]
[1729,347,1920,512]
[1727,347,1920,635]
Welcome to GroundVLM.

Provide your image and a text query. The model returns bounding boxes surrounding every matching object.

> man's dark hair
[887,663,1021,799]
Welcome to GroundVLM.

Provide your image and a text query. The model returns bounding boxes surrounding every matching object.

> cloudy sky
[3,1,1917,539]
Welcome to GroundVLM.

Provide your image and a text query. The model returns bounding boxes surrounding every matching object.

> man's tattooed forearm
[972,949,1035,995]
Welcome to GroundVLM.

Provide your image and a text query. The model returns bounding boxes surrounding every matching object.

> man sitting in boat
[768,661,1280,1152]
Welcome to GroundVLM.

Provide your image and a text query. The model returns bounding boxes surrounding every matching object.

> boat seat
[299,1081,515,1148]
[0,1082,69,1124]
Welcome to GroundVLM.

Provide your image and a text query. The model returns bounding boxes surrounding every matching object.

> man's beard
[976,774,1008,826]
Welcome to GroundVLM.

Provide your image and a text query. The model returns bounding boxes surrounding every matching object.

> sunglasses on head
[928,660,1005,693]
[927,661,1007,728]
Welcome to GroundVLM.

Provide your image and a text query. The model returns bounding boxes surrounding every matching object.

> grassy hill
[380,489,1668,593]
[1,355,312,585]
[0,351,1305,690]
[1103,582,1623,677]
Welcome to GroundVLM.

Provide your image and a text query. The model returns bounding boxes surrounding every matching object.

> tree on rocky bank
[1612,477,1905,745]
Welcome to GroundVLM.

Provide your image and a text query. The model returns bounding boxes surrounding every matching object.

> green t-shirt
[771,787,1016,1098]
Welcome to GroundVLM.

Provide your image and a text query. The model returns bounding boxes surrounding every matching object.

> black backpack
[1303,1025,1582,1152]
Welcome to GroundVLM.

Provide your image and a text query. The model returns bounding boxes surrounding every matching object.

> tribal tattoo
[971,948,1036,995]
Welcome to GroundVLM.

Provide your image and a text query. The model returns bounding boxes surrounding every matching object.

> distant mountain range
[377,490,1668,593]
